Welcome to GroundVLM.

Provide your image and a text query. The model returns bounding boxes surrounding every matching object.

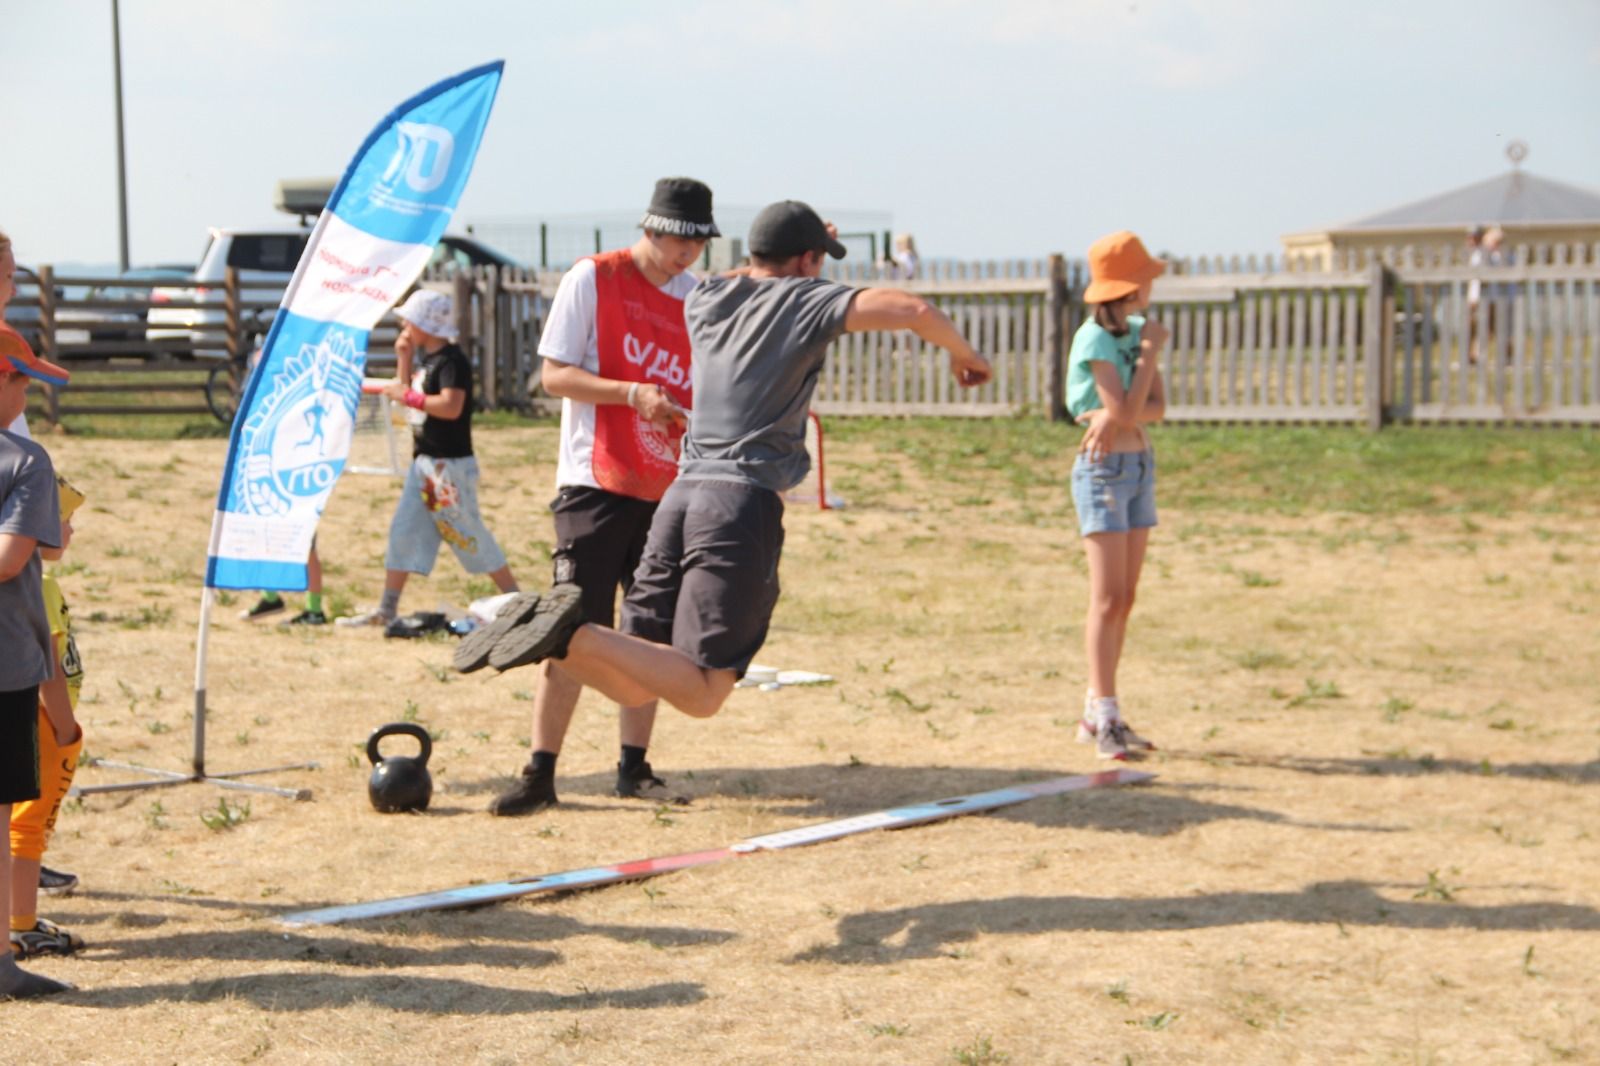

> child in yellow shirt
[9,474,86,959]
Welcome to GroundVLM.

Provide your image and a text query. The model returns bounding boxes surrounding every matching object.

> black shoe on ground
[384,612,448,639]
[240,594,285,621]
[38,866,78,897]
[488,585,585,672]
[453,590,541,674]
[282,609,328,626]
[614,760,670,800]
[488,766,558,817]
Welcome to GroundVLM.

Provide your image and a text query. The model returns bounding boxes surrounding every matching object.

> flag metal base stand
[71,589,316,802]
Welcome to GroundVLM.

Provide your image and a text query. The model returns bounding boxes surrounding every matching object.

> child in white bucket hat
[338,289,520,631]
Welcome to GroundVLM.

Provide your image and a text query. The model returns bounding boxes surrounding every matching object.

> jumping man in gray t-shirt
[479,200,991,722]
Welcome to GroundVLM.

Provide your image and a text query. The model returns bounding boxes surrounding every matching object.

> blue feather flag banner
[204,62,503,590]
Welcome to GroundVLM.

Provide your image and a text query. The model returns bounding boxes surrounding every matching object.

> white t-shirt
[538,257,698,489]
[8,414,29,439]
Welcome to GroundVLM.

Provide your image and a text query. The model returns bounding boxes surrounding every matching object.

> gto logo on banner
[204,62,504,591]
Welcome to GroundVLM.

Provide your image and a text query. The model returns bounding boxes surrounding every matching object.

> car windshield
[227,234,309,272]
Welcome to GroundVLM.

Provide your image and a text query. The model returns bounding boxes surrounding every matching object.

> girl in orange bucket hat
[1065,231,1168,762]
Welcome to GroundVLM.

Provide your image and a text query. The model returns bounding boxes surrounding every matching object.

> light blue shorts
[385,455,507,575]
[1070,449,1158,537]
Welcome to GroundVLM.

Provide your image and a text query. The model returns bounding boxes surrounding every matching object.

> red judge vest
[589,249,693,501]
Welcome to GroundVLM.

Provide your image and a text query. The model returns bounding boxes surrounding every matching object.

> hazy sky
[5,0,1598,267]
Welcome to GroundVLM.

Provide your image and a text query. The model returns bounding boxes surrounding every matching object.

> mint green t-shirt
[1066,315,1144,419]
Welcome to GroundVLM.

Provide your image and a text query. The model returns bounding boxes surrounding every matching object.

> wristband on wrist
[403,388,427,411]
[626,381,641,409]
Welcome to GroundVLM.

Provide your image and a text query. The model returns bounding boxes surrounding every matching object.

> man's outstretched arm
[845,288,992,386]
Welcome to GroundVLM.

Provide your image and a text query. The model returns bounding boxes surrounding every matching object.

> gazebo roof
[1332,170,1600,231]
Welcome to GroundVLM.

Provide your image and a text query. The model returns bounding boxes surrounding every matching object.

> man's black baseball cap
[747,200,848,260]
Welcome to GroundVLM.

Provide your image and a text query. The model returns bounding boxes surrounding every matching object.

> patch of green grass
[200,797,251,832]
[821,419,1600,517]
[1234,647,1292,671]
[1281,678,1344,708]
[950,1034,1009,1065]
[1414,868,1461,902]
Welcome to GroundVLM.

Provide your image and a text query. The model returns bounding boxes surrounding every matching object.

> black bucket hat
[639,177,719,239]
[747,200,848,260]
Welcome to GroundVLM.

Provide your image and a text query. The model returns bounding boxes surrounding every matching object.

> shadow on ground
[790,881,1600,964]
[77,907,735,969]
[445,763,1394,836]
[62,973,707,1014]
[1186,751,1600,785]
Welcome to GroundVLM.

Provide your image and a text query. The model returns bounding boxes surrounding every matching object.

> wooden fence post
[1363,259,1391,431]
[224,266,243,367]
[38,265,60,425]
[1047,254,1069,422]
[452,271,475,392]
[482,267,501,409]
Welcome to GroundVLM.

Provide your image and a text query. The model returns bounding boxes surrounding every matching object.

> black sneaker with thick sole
[38,866,78,897]
[488,585,585,672]
[487,766,558,817]
[453,591,542,674]
[614,760,670,800]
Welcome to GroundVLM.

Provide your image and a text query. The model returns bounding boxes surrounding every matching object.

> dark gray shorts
[550,485,659,627]
[620,479,785,679]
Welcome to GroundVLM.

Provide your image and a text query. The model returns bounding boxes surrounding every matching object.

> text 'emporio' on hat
[1082,231,1166,304]
[639,177,720,239]
[747,201,848,261]
[0,324,70,386]
[394,289,457,342]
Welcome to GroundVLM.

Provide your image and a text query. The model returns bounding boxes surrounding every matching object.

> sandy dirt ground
[4,424,1597,1065]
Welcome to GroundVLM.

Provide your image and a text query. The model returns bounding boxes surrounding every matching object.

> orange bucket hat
[1083,231,1166,304]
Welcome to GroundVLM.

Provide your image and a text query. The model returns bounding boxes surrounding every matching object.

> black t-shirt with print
[413,343,474,459]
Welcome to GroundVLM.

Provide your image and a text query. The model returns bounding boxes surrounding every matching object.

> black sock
[530,750,558,776]
[620,744,648,773]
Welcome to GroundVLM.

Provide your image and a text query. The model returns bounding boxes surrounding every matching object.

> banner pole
[193,586,213,778]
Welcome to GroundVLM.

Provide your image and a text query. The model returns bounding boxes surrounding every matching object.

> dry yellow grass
[5,423,1597,1065]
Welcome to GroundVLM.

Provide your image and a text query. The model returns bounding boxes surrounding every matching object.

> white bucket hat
[394,289,457,342]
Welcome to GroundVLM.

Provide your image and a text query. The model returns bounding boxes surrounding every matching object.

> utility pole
[112,0,130,271]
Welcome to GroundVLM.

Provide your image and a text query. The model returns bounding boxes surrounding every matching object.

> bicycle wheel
[205,362,240,423]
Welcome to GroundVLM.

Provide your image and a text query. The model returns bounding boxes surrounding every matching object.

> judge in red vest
[489,177,716,816]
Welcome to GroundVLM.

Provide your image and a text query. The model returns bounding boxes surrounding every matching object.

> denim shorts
[1070,449,1158,536]
[385,455,508,575]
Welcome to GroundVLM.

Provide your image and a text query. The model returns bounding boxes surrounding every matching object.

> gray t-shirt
[679,275,855,492]
[0,431,61,691]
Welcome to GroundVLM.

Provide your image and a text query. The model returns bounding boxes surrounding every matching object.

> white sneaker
[334,609,389,628]
[1077,717,1157,761]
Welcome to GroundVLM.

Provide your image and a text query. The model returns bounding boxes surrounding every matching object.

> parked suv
[147,227,309,356]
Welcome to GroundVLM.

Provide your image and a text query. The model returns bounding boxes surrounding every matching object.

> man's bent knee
[676,669,738,718]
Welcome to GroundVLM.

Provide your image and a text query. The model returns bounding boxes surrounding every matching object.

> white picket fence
[438,242,1600,426]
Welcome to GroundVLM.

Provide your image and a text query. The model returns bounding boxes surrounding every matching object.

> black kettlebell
[366,722,434,813]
